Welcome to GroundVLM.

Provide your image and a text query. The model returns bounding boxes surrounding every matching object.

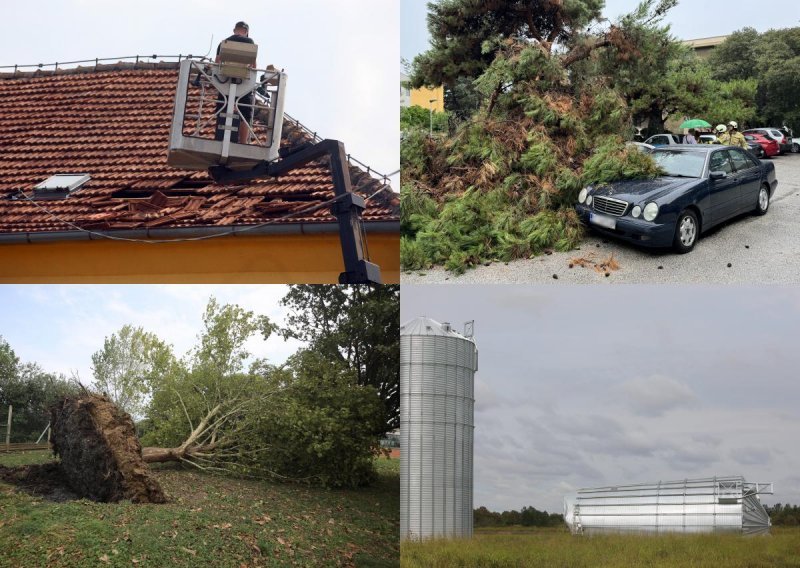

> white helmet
[716,124,727,134]
[728,121,738,130]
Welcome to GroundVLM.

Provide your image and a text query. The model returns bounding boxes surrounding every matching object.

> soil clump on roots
[48,394,166,503]
[0,462,79,502]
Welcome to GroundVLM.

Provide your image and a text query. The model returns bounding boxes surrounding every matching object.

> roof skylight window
[31,174,91,200]
[34,174,91,192]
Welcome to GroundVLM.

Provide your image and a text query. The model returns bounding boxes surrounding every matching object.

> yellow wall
[410,86,444,112]
[0,233,399,284]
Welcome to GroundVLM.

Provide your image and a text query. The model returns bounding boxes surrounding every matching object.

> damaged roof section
[0,61,398,236]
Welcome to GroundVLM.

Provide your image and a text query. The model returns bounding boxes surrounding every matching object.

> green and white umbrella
[679,118,711,129]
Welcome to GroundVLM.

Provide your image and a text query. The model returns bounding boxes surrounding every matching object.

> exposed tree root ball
[50,394,166,503]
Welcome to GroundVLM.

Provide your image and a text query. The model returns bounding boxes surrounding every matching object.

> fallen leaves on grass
[212,522,233,530]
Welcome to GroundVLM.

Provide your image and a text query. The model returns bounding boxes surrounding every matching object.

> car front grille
[592,196,629,217]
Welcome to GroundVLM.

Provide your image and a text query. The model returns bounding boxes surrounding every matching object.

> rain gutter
[0,220,400,244]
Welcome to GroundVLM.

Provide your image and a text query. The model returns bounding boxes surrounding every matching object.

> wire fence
[0,405,50,447]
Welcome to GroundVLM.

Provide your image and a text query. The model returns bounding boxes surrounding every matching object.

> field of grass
[0,451,399,567]
[401,526,800,567]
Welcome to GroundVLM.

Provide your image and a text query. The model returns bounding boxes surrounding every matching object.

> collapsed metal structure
[400,317,477,540]
[564,476,773,536]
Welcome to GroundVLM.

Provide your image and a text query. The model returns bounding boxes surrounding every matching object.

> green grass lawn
[401,526,800,568]
[0,451,399,567]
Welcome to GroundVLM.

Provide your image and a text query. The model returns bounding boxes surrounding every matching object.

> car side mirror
[710,171,726,180]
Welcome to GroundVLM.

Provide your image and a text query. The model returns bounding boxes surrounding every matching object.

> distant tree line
[708,27,800,133]
[766,504,800,526]
[0,338,79,442]
[474,506,564,528]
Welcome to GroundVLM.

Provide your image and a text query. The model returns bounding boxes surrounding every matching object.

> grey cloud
[618,375,696,416]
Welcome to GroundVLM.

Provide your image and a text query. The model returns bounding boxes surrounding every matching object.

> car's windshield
[652,150,706,178]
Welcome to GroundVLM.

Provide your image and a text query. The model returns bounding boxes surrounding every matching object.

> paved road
[402,153,800,284]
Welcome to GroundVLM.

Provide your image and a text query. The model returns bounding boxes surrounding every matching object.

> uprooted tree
[2,292,396,502]
[135,296,386,488]
[401,0,755,274]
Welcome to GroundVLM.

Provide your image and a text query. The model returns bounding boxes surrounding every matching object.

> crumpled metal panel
[400,317,477,540]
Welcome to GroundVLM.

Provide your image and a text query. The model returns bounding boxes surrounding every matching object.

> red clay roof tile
[0,62,398,236]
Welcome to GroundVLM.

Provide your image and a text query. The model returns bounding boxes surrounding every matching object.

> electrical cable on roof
[12,177,394,246]
[364,180,394,202]
[13,189,352,245]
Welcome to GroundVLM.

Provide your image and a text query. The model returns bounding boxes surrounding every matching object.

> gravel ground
[402,153,800,284]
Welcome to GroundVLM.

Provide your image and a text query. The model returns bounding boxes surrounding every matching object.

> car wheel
[793,142,800,154]
[672,210,699,254]
[754,184,770,216]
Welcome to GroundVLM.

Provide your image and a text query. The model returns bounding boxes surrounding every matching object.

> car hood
[590,177,698,203]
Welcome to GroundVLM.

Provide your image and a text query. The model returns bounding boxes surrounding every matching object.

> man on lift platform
[215,21,256,144]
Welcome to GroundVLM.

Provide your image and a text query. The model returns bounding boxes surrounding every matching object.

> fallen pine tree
[401,1,680,273]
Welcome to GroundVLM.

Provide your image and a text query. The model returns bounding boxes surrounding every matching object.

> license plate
[590,213,616,230]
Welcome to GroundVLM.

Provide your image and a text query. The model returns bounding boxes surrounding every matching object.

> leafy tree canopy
[91,325,176,418]
[410,0,606,89]
[709,26,800,130]
[280,285,400,433]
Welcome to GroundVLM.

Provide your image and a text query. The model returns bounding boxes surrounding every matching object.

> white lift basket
[167,56,287,170]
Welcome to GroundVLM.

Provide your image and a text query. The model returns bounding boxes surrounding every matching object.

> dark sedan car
[575,146,778,253]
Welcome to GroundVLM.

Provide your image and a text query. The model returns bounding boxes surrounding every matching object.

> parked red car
[744,133,779,158]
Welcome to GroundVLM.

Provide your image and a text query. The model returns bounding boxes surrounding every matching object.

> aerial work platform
[166,49,382,284]
[167,53,287,170]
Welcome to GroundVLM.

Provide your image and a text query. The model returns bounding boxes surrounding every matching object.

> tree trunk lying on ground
[50,394,166,503]
[140,401,224,465]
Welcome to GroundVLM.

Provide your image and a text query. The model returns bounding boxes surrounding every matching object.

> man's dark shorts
[214,92,254,140]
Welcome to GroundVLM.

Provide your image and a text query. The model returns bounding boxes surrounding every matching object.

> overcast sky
[402,0,800,65]
[0,0,399,190]
[401,285,800,514]
[0,285,303,385]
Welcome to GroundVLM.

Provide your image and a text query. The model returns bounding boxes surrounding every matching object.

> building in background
[682,35,729,59]
[0,61,399,283]
[400,72,444,112]
[400,72,411,108]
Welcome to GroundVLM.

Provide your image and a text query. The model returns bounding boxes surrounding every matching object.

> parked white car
[644,133,681,146]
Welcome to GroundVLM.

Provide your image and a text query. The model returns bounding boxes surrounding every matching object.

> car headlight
[586,195,593,206]
[631,205,642,218]
[578,188,588,204]
[643,202,659,222]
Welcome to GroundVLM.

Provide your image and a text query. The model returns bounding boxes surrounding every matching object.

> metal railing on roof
[0,54,398,197]
[281,111,397,189]
[0,53,207,74]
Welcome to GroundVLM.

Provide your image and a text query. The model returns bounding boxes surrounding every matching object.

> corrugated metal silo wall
[400,333,477,540]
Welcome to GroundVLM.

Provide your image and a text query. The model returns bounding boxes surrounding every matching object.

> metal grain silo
[400,317,477,540]
[565,476,773,536]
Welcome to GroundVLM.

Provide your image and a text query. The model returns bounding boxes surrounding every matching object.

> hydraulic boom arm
[208,139,382,284]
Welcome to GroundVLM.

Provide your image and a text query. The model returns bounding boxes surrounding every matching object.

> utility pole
[429,98,438,137]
